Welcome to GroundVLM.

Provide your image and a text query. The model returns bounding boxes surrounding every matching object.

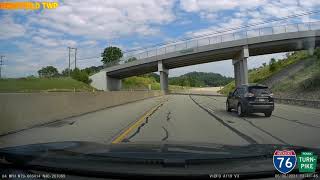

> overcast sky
[1,0,320,78]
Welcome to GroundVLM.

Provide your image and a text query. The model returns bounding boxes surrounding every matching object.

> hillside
[169,72,233,87]
[122,72,232,90]
[122,76,160,90]
[219,49,320,100]
[0,77,95,92]
[122,75,188,90]
[272,56,320,100]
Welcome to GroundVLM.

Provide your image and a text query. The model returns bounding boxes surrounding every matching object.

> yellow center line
[111,102,163,144]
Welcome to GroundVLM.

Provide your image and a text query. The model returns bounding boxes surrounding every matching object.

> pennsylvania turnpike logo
[297,152,317,173]
[273,150,297,174]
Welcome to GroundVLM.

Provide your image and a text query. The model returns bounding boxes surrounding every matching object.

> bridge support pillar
[106,74,122,91]
[158,61,169,94]
[233,45,249,87]
[307,37,315,56]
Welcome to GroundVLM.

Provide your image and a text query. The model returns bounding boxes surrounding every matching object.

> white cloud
[179,0,267,17]
[179,0,319,23]
[2,0,320,78]
[27,0,176,39]
[36,28,61,37]
[0,15,26,39]
[299,0,320,9]
[180,0,238,12]
[186,18,245,37]
[79,40,97,46]
[31,36,76,47]
[184,0,320,38]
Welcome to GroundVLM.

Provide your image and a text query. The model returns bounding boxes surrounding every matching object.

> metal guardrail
[104,21,320,67]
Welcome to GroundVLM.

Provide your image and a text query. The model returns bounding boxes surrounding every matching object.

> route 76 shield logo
[273,150,297,174]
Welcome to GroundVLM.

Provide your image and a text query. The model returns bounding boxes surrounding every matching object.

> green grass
[122,76,189,90]
[122,76,160,90]
[272,58,320,93]
[0,77,95,92]
[219,51,310,95]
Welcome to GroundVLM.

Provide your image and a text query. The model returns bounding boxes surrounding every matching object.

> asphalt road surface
[1,95,320,149]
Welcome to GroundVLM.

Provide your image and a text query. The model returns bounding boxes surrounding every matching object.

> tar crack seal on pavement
[272,115,320,129]
[189,95,258,144]
[122,103,164,142]
[161,126,169,141]
[166,111,171,122]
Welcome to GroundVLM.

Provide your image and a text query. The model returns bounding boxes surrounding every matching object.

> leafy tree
[61,68,71,76]
[269,58,278,72]
[82,65,104,75]
[262,63,267,67]
[101,46,123,65]
[38,66,59,78]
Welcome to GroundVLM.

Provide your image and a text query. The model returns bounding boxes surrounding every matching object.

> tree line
[37,66,92,84]
[169,72,233,87]
[129,72,233,87]
[37,46,124,84]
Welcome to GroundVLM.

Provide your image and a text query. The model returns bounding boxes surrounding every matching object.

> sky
[1,0,320,78]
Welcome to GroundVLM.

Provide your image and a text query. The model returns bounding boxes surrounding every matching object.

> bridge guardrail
[109,21,320,67]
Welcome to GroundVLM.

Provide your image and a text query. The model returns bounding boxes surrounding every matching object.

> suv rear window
[248,86,271,95]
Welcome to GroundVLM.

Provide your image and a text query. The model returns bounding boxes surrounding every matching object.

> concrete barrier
[274,97,320,109]
[0,91,163,136]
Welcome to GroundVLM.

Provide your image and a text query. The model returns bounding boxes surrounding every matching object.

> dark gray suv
[226,84,274,117]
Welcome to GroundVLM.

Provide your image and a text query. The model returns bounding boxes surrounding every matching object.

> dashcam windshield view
[0,0,320,179]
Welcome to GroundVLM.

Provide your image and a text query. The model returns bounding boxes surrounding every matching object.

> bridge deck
[103,22,320,79]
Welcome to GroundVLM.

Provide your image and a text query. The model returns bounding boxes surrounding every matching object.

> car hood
[1,141,319,161]
[1,141,320,178]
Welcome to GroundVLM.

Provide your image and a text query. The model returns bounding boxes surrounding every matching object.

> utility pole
[68,47,71,77]
[67,47,77,76]
[74,48,77,69]
[0,56,4,79]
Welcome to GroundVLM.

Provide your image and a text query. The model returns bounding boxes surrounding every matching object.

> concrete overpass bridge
[90,22,320,92]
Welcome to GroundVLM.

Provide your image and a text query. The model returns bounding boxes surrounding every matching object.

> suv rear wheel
[264,111,272,117]
[237,103,245,117]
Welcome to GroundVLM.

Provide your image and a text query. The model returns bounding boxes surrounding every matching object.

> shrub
[314,48,320,60]
[71,68,91,84]
[269,58,278,72]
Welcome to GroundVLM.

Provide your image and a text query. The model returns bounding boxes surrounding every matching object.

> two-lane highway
[0,94,319,149]
[122,95,320,148]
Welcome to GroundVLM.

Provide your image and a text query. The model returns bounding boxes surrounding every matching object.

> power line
[76,10,320,61]
[77,55,101,61]
[125,10,320,53]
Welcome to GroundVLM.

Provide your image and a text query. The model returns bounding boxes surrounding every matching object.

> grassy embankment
[271,56,320,100]
[219,50,314,95]
[0,77,94,92]
[0,76,185,92]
